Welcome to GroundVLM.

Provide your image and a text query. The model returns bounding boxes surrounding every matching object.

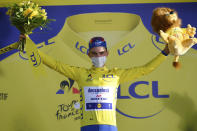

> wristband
[161,50,168,56]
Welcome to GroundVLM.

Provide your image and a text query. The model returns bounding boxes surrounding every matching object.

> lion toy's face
[151,7,181,35]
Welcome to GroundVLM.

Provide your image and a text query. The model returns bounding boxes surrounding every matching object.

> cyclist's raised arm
[116,45,169,84]
[38,50,81,81]
[19,34,82,81]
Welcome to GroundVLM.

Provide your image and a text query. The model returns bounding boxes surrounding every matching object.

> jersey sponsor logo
[96,94,102,97]
[102,74,116,82]
[91,97,107,101]
[102,74,115,78]
[116,80,169,119]
[86,103,112,110]
[84,86,114,111]
[88,88,109,93]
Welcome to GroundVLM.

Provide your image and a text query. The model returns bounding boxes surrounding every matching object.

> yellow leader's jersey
[38,50,166,127]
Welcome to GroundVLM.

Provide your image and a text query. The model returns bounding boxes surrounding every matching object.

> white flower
[19,8,23,12]
[27,1,31,5]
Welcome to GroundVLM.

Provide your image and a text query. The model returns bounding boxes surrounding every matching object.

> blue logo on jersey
[86,103,112,110]
[88,88,109,93]
[102,74,115,78]
[118,43,135,56]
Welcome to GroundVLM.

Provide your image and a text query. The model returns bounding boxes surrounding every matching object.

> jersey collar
[56,12,147,51]
[90,65,108,72]
[53,12,150,68]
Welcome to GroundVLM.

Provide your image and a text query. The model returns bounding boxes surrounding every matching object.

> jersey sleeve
[38,50,82,81]
[116,52,167,84]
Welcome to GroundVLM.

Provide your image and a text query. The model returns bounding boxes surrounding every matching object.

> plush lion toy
[151,7,197,69]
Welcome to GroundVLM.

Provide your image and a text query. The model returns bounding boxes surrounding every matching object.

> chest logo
[102,74,116,82]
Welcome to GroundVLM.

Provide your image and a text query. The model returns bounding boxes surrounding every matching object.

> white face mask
[91,56,107,68]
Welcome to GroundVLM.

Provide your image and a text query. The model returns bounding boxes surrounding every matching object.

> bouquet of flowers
[6,1,54,51]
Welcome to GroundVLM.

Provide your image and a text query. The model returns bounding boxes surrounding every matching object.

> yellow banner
[1,4,197,131]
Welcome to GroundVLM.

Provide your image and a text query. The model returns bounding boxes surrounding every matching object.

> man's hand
[162,44,170,56]
[11,34,27,50]
[17,34,27,51]
[19,34,26,41]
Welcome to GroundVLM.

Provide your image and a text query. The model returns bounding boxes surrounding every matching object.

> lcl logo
[117,43,135,56]
[118,81,169,99]
[75,42,88,55]
[116,81,169,119]
[30,52,41,67]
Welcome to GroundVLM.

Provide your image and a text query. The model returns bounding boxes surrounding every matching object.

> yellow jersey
[38,50,166,127]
